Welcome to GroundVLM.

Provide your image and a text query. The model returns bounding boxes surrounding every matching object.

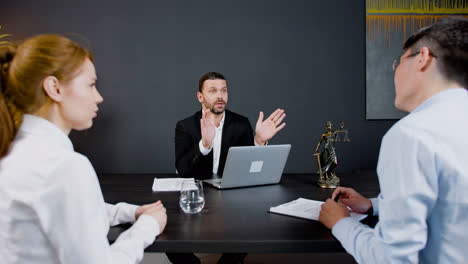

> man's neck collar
[408,81,462,112]
[214,112,225,128]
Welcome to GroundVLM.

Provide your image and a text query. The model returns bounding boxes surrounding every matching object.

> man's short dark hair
[199,72,226,92]
[403,16,468,88]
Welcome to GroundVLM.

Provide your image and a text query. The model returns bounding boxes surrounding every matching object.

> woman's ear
[42,76,63,102]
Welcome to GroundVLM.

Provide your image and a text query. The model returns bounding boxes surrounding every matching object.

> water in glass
[179,180,205,214]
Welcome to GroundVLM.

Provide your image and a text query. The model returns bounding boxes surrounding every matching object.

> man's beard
[208,100,226,115]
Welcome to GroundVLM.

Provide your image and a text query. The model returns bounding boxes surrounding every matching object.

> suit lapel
[221,110,232,156]
[193,110,203,143]
[218,110,233,175]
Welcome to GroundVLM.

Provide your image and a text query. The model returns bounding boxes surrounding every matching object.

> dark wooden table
[101,170,379,253]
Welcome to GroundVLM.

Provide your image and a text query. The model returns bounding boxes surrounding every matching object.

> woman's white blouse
[0,115,160,264]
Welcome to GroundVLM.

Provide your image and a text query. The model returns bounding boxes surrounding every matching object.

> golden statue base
[317,173,340,189]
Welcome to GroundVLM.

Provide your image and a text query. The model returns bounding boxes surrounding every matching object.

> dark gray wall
[366,29,407,119]
[1,0,396,174]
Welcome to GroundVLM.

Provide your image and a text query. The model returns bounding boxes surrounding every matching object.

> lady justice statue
[314,121,350,188]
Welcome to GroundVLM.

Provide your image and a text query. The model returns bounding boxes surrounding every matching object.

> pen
[334,192,342,202]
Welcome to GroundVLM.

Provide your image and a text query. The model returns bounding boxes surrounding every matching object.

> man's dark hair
[199,72,226,92]
[403,16,468,88]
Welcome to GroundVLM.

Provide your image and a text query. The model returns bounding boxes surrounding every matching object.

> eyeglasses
[392,51,437,71]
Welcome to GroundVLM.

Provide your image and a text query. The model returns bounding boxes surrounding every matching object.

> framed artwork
[0,25,11,45]
[366,0,468,119]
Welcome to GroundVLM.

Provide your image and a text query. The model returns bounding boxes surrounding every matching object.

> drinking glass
[179,180,205,214]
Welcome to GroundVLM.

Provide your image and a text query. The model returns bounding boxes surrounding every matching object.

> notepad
[269,198,368,221]
[152,178,195,192]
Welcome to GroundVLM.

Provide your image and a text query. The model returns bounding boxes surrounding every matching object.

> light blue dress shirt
[332,88,468,263]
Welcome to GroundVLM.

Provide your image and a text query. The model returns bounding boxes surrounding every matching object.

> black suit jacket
[175,109,254,180]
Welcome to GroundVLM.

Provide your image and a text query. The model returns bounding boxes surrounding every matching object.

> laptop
[203,144,291,189]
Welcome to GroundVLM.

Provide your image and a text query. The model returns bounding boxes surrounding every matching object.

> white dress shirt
[199,113,225,174]
[0,115,160,264]
[332,88,468,263]
[199,112,262,174]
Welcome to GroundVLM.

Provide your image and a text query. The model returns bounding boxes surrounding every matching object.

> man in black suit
[175,72,286,180]
[169,72,286,264]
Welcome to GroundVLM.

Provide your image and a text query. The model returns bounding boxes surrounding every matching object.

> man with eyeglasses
[319,17,468,263]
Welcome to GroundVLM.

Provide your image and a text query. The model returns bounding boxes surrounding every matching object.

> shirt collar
[218,112,226,129]
[413,88,467,113]
[19,114,74,151]
[201,109,225,129]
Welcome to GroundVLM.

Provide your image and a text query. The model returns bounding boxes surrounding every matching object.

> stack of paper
[269,198,367,221]
[152,178,195,192]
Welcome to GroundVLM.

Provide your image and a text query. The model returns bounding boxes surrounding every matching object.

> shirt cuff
[370,198,379,216]
[199,140,213,155]
[107,202,139,226]
[124,203,139,223]
[115,202,139,223]
[130,214,161,247]
[332,217,358,245]
[254,139,267,146]
[331,216,374,260]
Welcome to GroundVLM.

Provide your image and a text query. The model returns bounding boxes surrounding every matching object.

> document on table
[152,178,195,192]
[269,198,368,221]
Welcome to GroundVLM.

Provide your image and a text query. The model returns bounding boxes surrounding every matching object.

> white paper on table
[269,198,368,221]
[152,178,195,192]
